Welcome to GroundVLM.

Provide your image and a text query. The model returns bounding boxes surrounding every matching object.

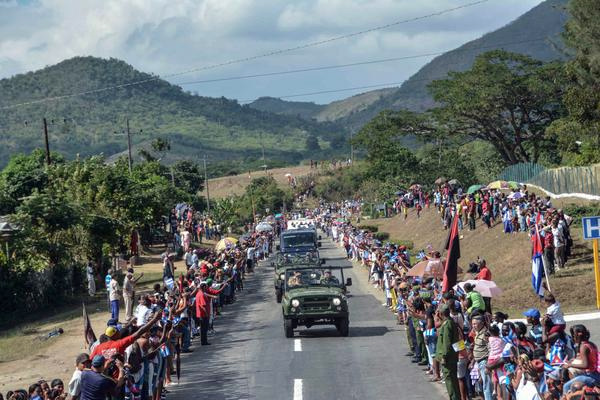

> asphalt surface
[169,236,443,400]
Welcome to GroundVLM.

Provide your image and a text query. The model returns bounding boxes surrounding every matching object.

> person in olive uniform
[436,303,460,400]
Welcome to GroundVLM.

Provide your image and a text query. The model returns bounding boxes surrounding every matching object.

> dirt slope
[369,207,595,316]
[204,165,316,198]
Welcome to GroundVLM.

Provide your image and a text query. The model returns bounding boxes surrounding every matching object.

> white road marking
[294,338,302,352]
[293,379,303,400]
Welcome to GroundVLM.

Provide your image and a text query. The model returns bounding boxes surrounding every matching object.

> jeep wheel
[276,289,282,303]
[284,319,294,338]
[337,317,349,337]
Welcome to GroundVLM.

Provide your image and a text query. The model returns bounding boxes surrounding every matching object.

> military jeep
[281,265,352,337]
[273,252,324,303]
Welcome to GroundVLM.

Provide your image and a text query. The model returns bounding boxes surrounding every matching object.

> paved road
[169,236,443,400]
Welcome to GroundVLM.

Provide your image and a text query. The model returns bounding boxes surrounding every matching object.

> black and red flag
[442,214,461,292]
[82,302,96,349]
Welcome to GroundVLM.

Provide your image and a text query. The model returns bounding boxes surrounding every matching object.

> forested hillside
[0,57,347,167]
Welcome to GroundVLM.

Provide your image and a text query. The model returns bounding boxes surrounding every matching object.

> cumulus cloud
[0,0,544,103]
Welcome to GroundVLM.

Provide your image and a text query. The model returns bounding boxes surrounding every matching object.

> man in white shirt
[67,353,90,400]
[551,219,566,270]
[246,245,255,272]
[134,295,152,327]
[109,273,121,321]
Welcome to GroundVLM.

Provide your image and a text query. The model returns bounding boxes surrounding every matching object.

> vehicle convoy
[273,252,324,303]
[277,228,321,255]
[281,265,352,338]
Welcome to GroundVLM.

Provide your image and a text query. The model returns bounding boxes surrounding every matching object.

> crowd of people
[317,200,596,400]
[3,205,274,400]
[393,182,575,275]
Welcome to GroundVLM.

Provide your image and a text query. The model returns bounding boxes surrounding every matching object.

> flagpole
[535,215,551,292]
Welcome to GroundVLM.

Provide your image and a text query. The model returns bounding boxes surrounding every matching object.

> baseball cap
[91,355,105,368]
[107,318,118,327]
[105,326,118,338]
[523,308,540,319]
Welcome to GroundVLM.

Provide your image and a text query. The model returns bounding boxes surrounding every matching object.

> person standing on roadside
[86,261,96,297]
[123,268,143,322]
[66,353,91,400]
[436,303,460,400]
[471,315,493,400]
[79,355,126,400]
[108,271,121,322]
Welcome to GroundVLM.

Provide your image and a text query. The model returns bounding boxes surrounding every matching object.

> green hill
[0,57,347,167]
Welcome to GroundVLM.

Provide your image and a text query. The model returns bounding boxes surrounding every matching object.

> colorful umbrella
[487,180,520,190]
[406,259,463,279]
[215,237,238,252]
[508,191,524,200]
[455,279,503,298]
[467,184,486,194]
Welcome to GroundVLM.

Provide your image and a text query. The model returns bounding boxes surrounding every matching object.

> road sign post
[582,217,600,309]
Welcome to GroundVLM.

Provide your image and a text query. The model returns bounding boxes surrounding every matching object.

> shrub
[563,203,600,226]
[374,232,390,241]
[357,224,378,232]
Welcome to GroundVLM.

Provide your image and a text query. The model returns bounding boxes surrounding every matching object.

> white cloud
[0,0,545,103]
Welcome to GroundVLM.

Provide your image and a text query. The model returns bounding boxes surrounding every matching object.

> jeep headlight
[332,297,341,306]
[280,273,285,280]
[291,299,300,307]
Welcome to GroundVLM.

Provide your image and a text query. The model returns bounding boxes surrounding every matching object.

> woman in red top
[195,281,228,345]
[563,324,600,393]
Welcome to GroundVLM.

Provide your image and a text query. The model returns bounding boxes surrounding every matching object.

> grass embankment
[369,205,596,317]
[204,165,315,198]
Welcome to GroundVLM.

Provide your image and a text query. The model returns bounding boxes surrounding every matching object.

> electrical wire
[176,37,546,87]
[0,0,490,110]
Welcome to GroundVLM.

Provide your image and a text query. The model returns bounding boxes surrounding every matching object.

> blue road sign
[583,216,600,240]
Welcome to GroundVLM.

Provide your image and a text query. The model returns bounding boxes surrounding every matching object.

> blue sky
[0,0,545,104]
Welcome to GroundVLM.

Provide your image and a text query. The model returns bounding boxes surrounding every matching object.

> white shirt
[109,279,120,302]
[68,369,82,397]
[134,304,152,326]
[547,302,566,325]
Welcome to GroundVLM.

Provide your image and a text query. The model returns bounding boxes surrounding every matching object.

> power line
[176,37,547,87]
[0,0,490,110]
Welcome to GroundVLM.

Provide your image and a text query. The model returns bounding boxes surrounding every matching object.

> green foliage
[0,57,347,170]
[429,50,565,165]
[374,232,390,241]
[357,224,378,233]
[563,203,600,226]
[314,164,367,202]
[305,135,321,152]
[546,0,600,166]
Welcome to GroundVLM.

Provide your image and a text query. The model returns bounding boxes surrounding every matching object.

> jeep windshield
[276,252,319,265]
[281,232,315,249]
[285,268,343,289]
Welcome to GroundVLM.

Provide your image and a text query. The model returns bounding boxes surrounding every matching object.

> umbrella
[284,173,292,177]
[434,177,447,185]
[215,237,238,252]
[487,180,520,190]
[406,259,463,279]
[409,184,421,190]
[455,279,503,298]
[467,184,485,194]
[508,191,524,200]
[275,213,283,219]
[448,179,461,187]
[255,222,273,232]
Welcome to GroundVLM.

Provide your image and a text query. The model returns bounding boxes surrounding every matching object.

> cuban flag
[531,221,544,297]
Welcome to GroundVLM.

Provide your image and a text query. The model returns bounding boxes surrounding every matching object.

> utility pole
[260,132,266,174]
[203,155,210,213]
[43,118,51,165]
[126,118,133,173]
[350,131,354,164]
[170,166,175,187]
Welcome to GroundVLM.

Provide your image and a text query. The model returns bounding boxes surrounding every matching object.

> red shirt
[91,334,136,359]
[477,266,492,281]
[195,290,209,319]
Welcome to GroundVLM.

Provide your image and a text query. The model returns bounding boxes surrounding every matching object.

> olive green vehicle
[281,265,352,338]
[272,252,323,303]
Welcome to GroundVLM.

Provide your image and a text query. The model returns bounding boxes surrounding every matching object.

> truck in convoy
[277,228,321,255]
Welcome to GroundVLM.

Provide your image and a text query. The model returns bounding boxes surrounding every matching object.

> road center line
[293,379,303,400]
[294,338,302,352]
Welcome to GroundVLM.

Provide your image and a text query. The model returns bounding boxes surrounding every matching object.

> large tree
[429,50,565,165]
[546,0,600,165]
